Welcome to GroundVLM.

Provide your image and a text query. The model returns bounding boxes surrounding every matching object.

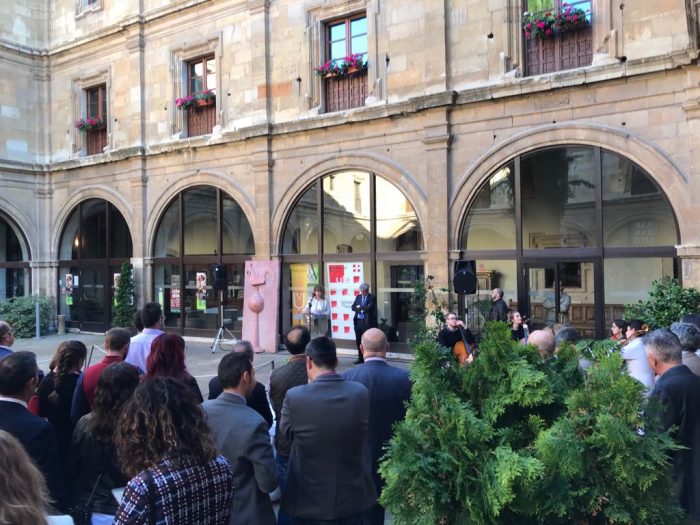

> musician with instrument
[437,313,477,366]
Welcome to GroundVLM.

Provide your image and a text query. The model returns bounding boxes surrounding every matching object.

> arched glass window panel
[154,199,181,258]
[184,187,217,256]
[375,177,423,252]
[222,195,254,255]
[521,147,596,249]
[81,200,107,259]
[461,162,516,250]
[282,185,318,255]
[59,208,81,260]
[0,218,26,262]
[110,205,133,259]
[323,171,370,254]
[602,151,677,247]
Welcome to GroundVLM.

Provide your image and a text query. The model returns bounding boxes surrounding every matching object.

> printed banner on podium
[325,262,363,340]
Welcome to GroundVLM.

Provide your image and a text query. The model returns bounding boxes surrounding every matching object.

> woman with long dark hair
[113,377,234,524]
[70,362,140,525]
[610,319,628,343]
[37,340,88,458]
[621,319,654,392]
[146,333,203,402]
[508,311,529,344]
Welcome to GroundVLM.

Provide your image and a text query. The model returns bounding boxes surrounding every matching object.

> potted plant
[315,53,368,78]
[194,89,216,107]
[175,94,196,110]
[522,3,590,39]
[74,117,105,133]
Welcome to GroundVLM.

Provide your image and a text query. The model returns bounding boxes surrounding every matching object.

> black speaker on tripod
[213,264,228,291]
[453,260,477,294]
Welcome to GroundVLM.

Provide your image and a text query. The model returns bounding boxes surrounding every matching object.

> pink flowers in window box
[175,90,215,110]
[315,53,368,78]
[522,3,590,39]
[75,117,105,132]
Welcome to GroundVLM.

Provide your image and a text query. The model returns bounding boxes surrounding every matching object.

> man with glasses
[438,313,476,364]
[125,302,164,372]
[0,321,15,359]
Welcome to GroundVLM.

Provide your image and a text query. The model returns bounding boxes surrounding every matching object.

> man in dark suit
[280,337,376,524]
[269,325,310,525]
[0,351,66,511]
[208,340,273,428]
[351,282,377,364]
[343,328,411,525]
[644,329,700,522]
[204,352,278,525]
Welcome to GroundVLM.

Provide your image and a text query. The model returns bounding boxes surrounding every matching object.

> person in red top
[70,328,132,423]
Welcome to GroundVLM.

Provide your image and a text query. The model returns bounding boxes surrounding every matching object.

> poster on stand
[290,263,319,327]
[325,262,363,340]
[196,272,207,310]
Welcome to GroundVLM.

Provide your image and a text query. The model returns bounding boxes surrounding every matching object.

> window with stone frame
[322,14,368,113]
[84,84,107,156]
[185,55,217,137]
[523,0,593,76]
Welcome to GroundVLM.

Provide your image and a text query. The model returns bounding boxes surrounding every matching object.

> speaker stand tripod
[211,290,238,354]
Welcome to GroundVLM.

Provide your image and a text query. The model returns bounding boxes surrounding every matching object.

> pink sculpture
[242,261,280,353]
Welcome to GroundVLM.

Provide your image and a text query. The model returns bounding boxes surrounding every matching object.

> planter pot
[323,66,367,79]
[195,97,215,107]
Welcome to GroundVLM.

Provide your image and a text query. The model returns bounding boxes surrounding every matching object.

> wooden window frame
[86,84,106,121]
[326,14,367,63]
[84,84,107,156]
[186,55,216,96]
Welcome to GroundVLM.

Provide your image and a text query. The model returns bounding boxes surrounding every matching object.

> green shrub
[624,278,700,329]
[0,296,53,338]
[113,262,136,328]
[380,325,684,524]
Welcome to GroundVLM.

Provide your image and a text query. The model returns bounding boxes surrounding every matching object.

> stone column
[250,137,273,259]
[421,106,453,296]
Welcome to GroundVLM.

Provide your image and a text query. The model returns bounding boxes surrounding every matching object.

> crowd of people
[1,290,699,523]
[0,303,410,525]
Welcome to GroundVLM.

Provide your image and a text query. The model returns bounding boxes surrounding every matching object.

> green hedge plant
[625,278,700,329]
[380,324,684,524]
[0,296,53,338]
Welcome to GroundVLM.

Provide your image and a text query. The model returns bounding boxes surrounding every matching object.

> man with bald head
[528,329,556,359]
[487,288,509,322]
[343,328,411,525]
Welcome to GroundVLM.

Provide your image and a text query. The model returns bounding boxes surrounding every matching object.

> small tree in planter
[624,278,700,329]
[113,262,135,328]
[380,324,684,524]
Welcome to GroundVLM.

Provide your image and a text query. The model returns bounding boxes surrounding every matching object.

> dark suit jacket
[0,400,66,510]
[351,293,377,328]
[651,364,700,519]
[209,377,273,429]
[268,355,308,456]
[203,393,278,525]
[280,373,376,520]
[343,360,411,493]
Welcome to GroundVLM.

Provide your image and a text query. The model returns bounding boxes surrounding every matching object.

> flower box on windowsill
[323,66,367,79]
[195,97,215,108]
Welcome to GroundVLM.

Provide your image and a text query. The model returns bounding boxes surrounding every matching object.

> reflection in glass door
[376,262,423,347]
[78,266,107,332]
[523,261,597,338]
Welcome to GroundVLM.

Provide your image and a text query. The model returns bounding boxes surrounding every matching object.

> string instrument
[453,326,477,366]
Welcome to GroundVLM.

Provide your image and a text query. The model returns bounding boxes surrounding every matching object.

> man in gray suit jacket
[344,328,411,525]
[203,352,278,525]
[280,336,376,524]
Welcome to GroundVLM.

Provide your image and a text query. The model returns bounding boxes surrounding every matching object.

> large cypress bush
[113,262,135,328]
[380,323,684,524]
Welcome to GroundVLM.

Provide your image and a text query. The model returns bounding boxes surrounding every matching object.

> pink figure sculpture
[242,261,280,353]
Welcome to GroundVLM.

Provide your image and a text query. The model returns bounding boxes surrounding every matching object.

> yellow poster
[290,263,318,326]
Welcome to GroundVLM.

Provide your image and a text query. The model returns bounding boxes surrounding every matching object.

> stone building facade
[1,0,699,345]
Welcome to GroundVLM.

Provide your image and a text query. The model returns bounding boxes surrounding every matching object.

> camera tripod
[211,290,238,354]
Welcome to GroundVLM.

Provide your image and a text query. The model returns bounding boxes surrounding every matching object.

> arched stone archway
[271,153,427,255]
[450,122,689,249]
